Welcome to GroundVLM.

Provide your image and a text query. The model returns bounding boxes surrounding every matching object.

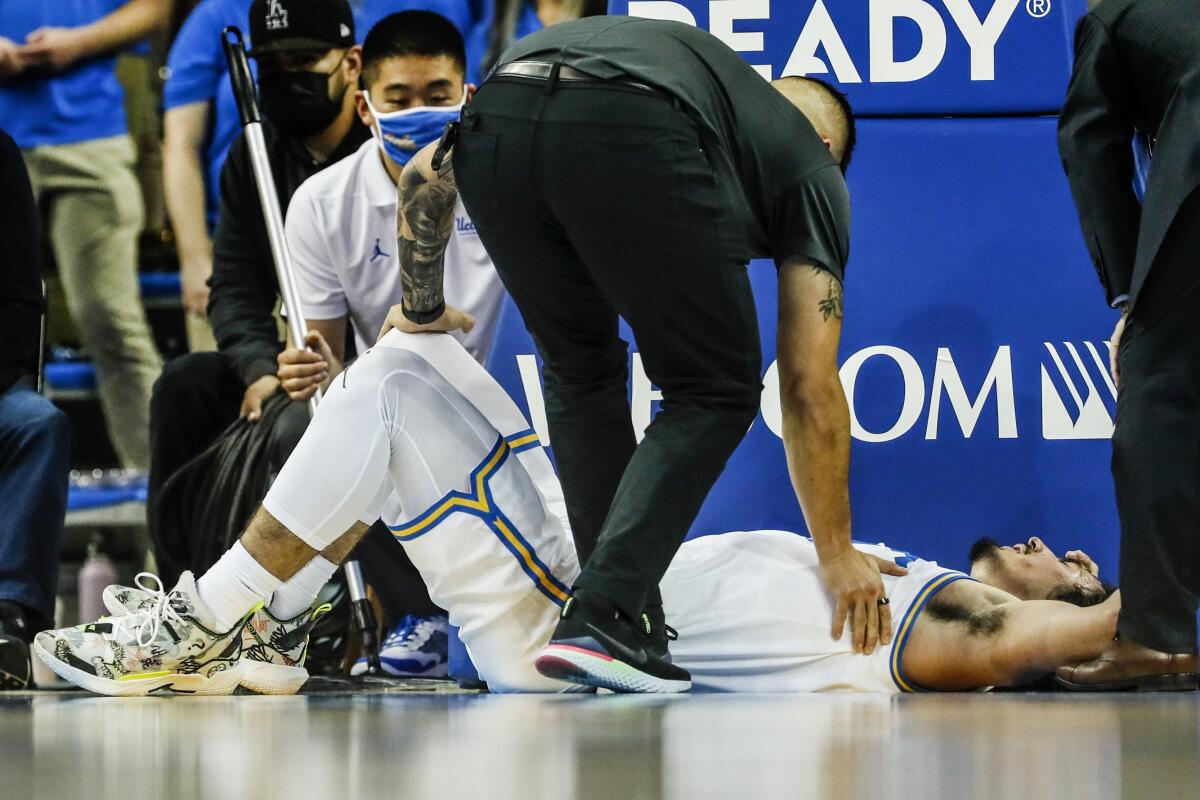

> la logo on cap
[266,0,289,31]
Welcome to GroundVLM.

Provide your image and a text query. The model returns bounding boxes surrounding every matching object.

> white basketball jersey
[662,531,968,693]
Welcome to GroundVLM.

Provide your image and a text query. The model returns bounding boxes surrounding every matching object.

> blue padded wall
[484,117,1118,572]
[483,1,1121,575]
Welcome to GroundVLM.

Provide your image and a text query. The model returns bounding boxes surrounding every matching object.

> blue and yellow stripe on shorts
[890,571,974,692]
[386,432,573,607]
[505,428,541,454]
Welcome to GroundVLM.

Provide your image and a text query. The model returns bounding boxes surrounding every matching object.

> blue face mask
[363,90,465,167]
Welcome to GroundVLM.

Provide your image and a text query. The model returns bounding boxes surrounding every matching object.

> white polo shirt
[284,139,506,364]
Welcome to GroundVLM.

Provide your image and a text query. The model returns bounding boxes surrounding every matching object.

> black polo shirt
[499,15,851,280]
[0,129,43,396]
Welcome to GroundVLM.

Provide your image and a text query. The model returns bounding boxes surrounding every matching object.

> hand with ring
[818,547,908,655]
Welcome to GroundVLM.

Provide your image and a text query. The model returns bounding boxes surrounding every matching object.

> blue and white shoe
[351,614,449,677]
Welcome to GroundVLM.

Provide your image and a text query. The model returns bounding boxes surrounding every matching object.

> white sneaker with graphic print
[102,575,328,695]
[34,571,248,696]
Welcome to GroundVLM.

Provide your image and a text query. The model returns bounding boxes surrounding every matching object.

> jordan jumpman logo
[371,237,390,261]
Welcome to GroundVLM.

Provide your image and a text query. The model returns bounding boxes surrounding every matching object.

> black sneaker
[0,602,35,690]
[639,605,678,663]
[535,591,691,693]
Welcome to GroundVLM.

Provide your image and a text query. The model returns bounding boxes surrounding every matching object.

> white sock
[196,541,284,631]
[267,556,337,620]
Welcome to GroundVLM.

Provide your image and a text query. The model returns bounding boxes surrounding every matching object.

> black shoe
[0,601,39,643]
[639,605,678,663]
[535,591,691,693]
[0,602,35,690]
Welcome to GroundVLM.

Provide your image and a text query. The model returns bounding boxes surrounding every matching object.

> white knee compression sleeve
[261,359,394,552]
[265,332,579,691]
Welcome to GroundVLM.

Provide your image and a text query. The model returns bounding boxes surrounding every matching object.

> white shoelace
[110,573,189,648]
[386,617,440,651]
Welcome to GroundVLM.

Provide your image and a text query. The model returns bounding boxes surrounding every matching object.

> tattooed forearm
[816,270,843,322]
[397,157,458,317]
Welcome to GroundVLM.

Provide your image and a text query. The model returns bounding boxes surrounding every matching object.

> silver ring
[877,597,890,606]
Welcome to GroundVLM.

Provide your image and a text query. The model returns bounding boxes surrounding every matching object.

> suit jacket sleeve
[208,133,283,387]
[1058,14,1141,307]
[0,130,43,395]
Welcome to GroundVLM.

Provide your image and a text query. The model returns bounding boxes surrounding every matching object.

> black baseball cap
[248,0,355,57]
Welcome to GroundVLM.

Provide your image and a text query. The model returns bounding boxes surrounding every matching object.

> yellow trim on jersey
[389,437,508,538]
[890,572,973,693]
[386,435,573,606]
[506,432,540,450]
[492,516,571,604]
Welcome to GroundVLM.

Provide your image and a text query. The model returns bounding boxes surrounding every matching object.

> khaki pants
[23,135,162,469]
[185,314,217,352]
[117,53,165,234]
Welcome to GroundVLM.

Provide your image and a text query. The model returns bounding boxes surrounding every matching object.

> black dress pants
[1112,188,1200,654]
[454,78,762,619]
[149,351,244,581]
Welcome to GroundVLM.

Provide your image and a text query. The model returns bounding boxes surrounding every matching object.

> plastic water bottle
[78,535,117,623]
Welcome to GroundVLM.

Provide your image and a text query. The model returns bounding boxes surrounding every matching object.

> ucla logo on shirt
[456,217,477,235]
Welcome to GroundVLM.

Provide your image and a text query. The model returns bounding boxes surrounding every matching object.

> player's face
[361,54,465,113]
[969,536,1099,600]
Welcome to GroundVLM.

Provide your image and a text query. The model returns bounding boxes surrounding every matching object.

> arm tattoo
[398,158,458,315]
[816,270,844,322]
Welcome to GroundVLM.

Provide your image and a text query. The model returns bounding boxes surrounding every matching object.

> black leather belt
[493,60,662,96]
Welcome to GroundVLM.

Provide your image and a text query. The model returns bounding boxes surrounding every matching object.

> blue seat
[67,478,148,512]
[138,272,182,300]
[44,361,97,391]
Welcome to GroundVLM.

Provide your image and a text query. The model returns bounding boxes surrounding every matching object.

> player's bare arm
[379,141,475,338]
[777,260,904,655]
[902,580,1120,690]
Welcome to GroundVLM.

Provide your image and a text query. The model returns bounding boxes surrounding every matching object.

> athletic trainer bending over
[36,333,1117,695]
[384,14,880,694]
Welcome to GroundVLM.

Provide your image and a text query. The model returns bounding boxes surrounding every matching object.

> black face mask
[257,69,343,138]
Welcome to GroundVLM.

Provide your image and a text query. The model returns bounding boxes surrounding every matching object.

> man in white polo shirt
[277,10,503,407]
[272,10,504,676]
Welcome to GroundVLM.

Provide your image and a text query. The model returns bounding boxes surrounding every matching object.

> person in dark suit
[0,129,71,690]
[1057,0,1200,691]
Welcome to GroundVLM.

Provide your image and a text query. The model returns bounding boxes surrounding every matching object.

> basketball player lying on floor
[36,332,1118,695]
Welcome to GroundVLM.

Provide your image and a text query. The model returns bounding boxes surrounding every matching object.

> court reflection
[2,691,1195,800]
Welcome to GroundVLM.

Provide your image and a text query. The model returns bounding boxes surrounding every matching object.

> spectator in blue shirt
[466,0,604,85]
[466,0,539,85]
[354,0,475,41]
[0,128,71,690]
[162,0,253,339]
[0,0,166,471]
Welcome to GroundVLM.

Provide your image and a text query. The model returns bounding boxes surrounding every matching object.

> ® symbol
[1026,0,1051,19]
